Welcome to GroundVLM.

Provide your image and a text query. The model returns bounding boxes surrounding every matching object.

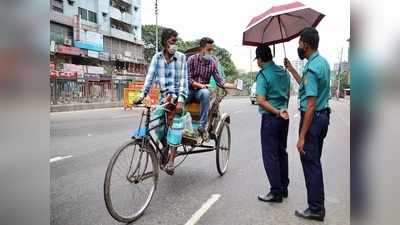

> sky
[141,0,350,72]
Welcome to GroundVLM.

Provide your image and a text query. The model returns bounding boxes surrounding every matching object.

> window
[51,0,64,13]
[88,11,97,23]
[134,6,138,12]
[50,22,73,44]
[78,7,87,20]
[79,7,97,23]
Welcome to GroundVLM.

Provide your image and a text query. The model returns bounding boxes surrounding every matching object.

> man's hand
[223,82,237,89]
[279,109,289,120]
[200,84,209,89]
[142,96,152,107]
[297,137,305,155]
[284,58,294,72]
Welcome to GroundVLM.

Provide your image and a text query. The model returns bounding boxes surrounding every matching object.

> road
[50,97,349,225]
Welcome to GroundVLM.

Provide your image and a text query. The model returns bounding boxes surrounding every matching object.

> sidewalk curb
[50,96,250,112]
[50,101,123,112]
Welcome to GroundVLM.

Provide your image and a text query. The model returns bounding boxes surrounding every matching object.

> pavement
[50,97,349,225]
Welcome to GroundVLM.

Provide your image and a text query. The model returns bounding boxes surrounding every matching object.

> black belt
[300,107,331,116]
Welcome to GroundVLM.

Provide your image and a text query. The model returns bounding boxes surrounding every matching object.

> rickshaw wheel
[215,119,231,176]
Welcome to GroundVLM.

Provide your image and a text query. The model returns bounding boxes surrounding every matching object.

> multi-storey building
[50,0,146,105]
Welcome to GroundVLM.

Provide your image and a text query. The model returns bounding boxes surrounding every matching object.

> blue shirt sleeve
[256,72,267,97]
[142,54,158,96]
[303,69,318,97]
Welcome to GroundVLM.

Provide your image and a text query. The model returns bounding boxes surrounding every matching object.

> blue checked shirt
[142,51,189,103]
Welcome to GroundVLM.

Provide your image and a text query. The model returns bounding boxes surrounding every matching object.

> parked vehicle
[250,82,257,105]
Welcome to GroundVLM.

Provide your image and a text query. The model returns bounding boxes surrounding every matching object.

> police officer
[284,27,331,221]
[255,44,291,203]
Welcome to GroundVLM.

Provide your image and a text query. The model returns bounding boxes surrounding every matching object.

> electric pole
[336,47,343,100]
[155,0,159,52]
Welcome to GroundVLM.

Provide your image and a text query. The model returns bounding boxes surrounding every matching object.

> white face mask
[168,44,177,54]
[202,53,213,61]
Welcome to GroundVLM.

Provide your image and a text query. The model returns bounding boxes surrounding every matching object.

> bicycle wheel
[216,121,231,176]
[104,139,159,223]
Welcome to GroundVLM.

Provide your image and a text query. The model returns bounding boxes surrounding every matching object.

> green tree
[141,24,163,62]
[142,25,238,80]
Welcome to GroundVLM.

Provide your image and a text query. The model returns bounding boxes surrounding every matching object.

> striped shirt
[187,53,225,89]
[142,51,188,102]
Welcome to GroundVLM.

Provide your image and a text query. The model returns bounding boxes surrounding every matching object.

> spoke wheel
[104,139,158,223]
[216,121,231,176]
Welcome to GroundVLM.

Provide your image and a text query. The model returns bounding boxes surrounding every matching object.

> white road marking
[184,194,221,225]
[88,133,92,137]
[50,155,72,163]
[233,110,242,114]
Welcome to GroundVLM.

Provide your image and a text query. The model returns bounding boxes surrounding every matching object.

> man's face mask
[297,41,306,60]
[168,44,177,55]
[202,45,214,61]
[202,53,213,61]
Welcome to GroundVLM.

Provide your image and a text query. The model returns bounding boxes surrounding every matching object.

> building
[50,0,147,105]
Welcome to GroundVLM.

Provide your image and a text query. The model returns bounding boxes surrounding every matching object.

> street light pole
[155,0,159,53]
[336,47,343,100]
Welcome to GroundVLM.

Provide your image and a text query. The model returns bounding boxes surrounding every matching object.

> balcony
[109,6,132,25]
[110,28,136,42]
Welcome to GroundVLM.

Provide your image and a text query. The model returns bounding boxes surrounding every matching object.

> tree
[141,24,163,62]
[141,25,238,81]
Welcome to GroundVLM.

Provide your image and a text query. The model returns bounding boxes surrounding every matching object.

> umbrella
[242,1,324,57]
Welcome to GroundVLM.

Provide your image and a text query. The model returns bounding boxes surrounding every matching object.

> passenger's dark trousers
[260,114,289,197]
[299,110,330,213]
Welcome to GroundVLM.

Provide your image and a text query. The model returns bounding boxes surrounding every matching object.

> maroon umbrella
[242,1,324,56]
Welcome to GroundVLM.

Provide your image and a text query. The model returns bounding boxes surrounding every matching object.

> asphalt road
[50,97,350,225]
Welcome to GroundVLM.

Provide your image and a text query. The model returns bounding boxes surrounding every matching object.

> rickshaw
[103,88,231,223]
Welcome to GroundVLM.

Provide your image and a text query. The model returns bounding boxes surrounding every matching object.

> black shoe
[283,189,288,198]
[295,208,325,222]
[165,164,174,176]
[257,192,282,203]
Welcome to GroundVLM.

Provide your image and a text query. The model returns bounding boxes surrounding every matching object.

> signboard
[50,70,58,78]
[84,74,100,81]
[124,51,132,57]
[87,66,104,75]
[74,30,103,52]
[57,45,80,55]
[63,63,86,75]
[58,71,77,79]
[99,52,110,61]
[88,50,99,58]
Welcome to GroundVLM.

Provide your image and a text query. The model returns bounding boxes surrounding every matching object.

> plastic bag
[183,112,194,134]
[167,114,184,146]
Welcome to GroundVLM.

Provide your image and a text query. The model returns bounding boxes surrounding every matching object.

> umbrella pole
[278,16,287,59]
[273,45,275,57]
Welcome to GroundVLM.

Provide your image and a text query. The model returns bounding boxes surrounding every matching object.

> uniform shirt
[298,51,331,111]
[255,61,291,115]
[187,53,225,89]
[142,51,188,103]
